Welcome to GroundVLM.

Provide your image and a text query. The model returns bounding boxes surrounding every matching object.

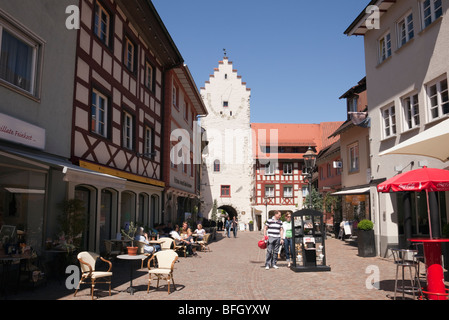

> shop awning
[332,187,370,196]
[0,147,126,189]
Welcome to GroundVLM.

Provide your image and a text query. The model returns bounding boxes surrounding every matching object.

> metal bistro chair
[390,248,423,300]
[411,242,426,282]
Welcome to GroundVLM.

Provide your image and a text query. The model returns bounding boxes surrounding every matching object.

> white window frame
[402,93,420,130]
[144,126,153,157]
[283,186,293,198]
[381,104,397,138]
[348,142,359,174]
[265,162,275,175]
[378,31,392,63]
[94,1,110,46]
[124,37,135,72]
[283,163,293,175]
[91,89,108,137]
[420,0,443,29]
[0,16,42,97]
[426,75,449,121]
[265,186,275,198]
[123,111,134,150]
[348,96,358,113]
[397,11,414,48]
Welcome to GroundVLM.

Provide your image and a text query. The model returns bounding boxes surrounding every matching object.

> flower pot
[357,229,376,257]
[127,246,138,256]
[249,224,254,231]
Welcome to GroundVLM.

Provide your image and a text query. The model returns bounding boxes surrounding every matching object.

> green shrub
[358,219,374,231]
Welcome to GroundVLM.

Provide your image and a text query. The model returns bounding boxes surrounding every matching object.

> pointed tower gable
[200,57,251,125]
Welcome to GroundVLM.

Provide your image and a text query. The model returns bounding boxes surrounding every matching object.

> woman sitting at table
[170,224,194,255]
[135,227,161,253]
[194,224,206,241]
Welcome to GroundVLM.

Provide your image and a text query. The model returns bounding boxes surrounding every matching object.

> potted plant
[57,199,86,251]
[248,221,254,232]
[121,222,138,255]
[357,219,376,257]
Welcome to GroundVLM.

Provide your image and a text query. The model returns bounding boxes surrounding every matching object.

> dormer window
[348,96,358,113]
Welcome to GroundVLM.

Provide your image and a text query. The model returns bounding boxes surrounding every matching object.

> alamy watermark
[65,5,80,30]
[365,265,380,290]
[65,4,381,31]
[365,5,380,30]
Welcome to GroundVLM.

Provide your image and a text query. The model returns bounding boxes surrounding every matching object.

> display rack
[290,209,331,272]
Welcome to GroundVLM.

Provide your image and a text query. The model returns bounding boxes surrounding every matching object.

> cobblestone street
[7,231,419,301]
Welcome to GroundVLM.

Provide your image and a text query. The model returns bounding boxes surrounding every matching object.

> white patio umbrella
[379,118,449,162]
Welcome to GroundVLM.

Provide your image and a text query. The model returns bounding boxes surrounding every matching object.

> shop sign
[0,113,45,150]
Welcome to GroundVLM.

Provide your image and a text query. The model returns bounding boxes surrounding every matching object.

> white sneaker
[273,265,279,269]
[265,266,270,270]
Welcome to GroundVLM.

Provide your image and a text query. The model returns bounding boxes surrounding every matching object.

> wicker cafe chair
[104,240,120,259]
[174,239,187,257]
[147,250,178,294]
[74,251,113,300]
[159,237,175,250]
[137,241,152,268]
[197,233,211,252]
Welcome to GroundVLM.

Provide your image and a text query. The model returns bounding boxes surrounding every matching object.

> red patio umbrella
[377,166,449,239]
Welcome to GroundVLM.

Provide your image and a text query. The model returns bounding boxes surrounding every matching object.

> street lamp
[303,147,317,209]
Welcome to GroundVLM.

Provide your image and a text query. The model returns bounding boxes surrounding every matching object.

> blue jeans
[265,237,281,267]
[284,238,292,261]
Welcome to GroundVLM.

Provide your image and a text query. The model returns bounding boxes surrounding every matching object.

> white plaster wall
[200,58,253,224]
[362,0,449,253]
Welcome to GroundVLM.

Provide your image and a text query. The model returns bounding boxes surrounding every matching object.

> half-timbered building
[251,123,342,231]
[71,0,184,252]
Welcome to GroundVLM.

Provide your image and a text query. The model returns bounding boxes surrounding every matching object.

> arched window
[75,185,97,251]
[138,193,149,226]
[214,160,220,172]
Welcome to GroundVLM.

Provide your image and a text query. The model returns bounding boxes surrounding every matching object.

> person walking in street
[225,216,232,238]
[283,213,293,267]
[264,210,284,269]
[232,216,238,238]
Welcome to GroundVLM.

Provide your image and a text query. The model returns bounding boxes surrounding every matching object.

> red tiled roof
[251,122,344,160]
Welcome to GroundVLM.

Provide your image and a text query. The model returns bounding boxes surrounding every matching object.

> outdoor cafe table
[117,254,146,295]
[409,238,449,300]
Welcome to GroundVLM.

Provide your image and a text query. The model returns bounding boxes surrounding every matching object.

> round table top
[117,254,146,260]
[409,238,449,243]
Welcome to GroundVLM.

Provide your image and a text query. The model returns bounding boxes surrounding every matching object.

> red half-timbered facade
[252,123,343,227]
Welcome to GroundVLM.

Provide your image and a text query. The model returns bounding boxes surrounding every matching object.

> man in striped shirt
[264,210,284,269]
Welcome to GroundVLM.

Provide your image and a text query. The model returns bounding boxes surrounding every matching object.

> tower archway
[218,205,238,219]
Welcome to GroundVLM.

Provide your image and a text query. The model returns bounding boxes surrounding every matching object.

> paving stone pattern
[8,231,426,300]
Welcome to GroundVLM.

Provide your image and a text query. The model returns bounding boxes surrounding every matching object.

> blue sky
[152,0,368,124]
